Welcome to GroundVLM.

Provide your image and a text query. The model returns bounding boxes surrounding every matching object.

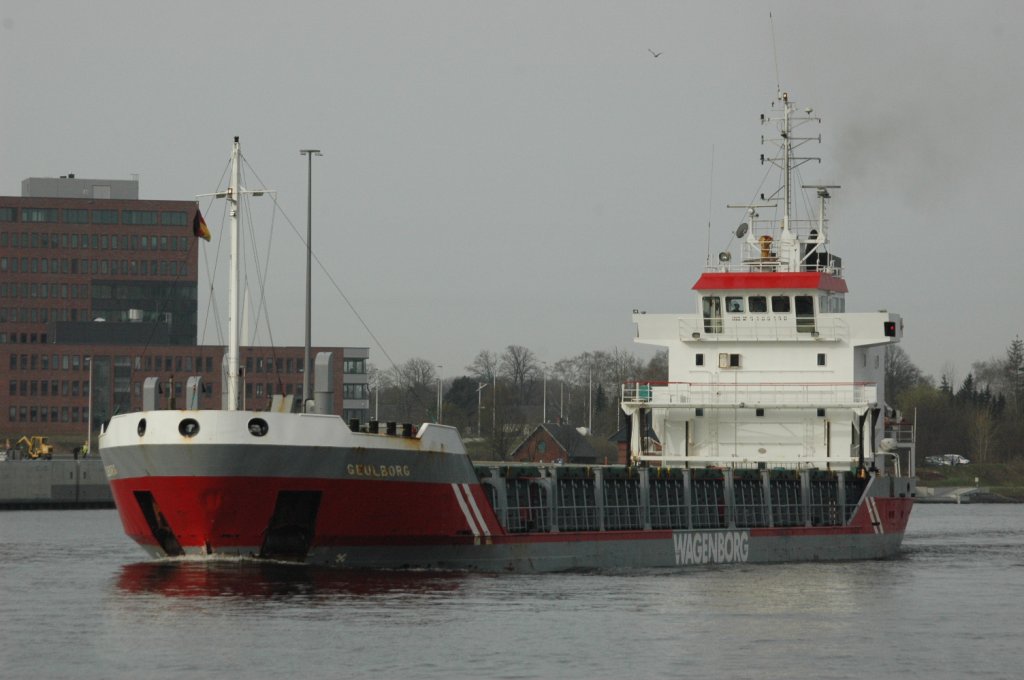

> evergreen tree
[1007,335,1024,417]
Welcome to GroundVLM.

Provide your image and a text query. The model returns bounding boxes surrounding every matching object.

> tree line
[369,345,667,457]
[368,335,1024,463]
[888,336,1024,463]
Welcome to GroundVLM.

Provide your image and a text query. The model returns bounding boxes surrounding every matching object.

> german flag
[192,209,211,241]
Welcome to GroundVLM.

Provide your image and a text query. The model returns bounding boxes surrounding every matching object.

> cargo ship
[100,90,915,571]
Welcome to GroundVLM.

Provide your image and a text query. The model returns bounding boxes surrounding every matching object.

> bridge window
[749,296,767,313]
[725,296,744,313]
[771,295,791,313]
[795,295,815,333]
[702,296,723,333]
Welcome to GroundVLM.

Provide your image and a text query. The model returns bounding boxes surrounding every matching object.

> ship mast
[760,91,822,271]
[200,136,271,411]
[226,137,242,411]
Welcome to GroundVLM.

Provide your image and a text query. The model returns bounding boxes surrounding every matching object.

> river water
[1,504,1021,680]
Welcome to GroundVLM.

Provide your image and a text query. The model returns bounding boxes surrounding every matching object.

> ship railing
[703,260,845,278]
[708,218,845,277]
[474,463,869,533]
[679,315,848,342]
[622,381,878,408]
[632,455,851,470]
[883,421,915,445]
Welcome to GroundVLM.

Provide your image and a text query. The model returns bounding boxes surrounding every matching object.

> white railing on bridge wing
[678,315,848,342]
[621,381,877,407]
[884,422,915,444]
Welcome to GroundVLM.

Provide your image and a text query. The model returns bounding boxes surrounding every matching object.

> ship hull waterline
[102,441,913,573]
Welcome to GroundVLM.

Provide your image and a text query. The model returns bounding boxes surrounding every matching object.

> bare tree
[466,349,499,382]
[384,358,436,423]
[885,345,926,404]
[967,407,999,462]
[500,344,539,405]
[641,349,669,382]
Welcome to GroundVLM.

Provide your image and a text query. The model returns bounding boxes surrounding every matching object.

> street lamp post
[560,381,564,422]
[542,362,547,425]
[588,366,593,434]
[477,382,488,436]
[299,148,321,411]
[436,365,443,423]
[86,356,93,456]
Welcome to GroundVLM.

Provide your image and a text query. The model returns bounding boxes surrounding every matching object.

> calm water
[1,504,1022,680]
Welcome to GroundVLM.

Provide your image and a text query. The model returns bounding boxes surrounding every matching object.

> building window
[63,209,89,223]
[92,209,119,224]
[343,358,366,374]
[21,208,58,223]
[343,383,368,399]
[0,207,16,222]
[122,210,158,226]
[161,211,188,227]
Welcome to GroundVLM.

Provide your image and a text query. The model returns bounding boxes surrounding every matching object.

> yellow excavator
[15,435,54,460]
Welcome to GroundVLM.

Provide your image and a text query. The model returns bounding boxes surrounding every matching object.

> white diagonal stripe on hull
[451,483,480,536]
[867,497,884,534]
[461,483,491,537]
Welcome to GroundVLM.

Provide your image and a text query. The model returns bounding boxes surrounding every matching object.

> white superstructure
[622,91,902,471]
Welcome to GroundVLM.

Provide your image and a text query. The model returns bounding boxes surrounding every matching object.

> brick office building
[1,176,369,443]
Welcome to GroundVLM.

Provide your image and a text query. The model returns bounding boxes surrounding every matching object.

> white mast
[757,91,822,272]
[226,136,241,411]
[198,137,273,410]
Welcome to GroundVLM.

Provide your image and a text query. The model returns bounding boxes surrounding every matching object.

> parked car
[925,454,970,466]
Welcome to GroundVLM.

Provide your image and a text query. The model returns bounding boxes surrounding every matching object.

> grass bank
[916,462,1024,501]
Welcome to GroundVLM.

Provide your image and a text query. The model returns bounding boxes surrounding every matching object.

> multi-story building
[1,176,369,442]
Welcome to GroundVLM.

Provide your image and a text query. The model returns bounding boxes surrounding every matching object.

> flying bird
[648,49,663,58]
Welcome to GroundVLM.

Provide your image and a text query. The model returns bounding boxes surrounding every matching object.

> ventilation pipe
[312,352,334,415]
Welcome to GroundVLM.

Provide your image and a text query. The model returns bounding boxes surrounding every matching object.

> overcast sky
[2,1,1022,384]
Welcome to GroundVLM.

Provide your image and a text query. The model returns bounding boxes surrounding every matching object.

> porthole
[137,418,147,436]
[179,418,200,438]
[248,418,269,437]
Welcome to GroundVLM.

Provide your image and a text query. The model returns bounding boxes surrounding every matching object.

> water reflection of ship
[115,561,467,600]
